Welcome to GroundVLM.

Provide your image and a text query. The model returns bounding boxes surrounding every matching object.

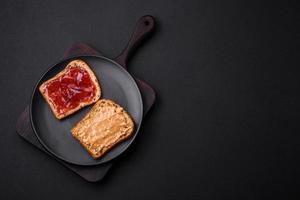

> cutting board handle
[114,15,155,69]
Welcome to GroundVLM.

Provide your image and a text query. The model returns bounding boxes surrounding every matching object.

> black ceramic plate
[30,55,143,166]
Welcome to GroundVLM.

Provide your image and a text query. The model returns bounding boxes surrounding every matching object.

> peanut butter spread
[71,99,134,159]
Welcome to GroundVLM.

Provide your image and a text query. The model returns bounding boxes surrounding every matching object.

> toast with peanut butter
[71,99,135,159]
[39,59,101,119]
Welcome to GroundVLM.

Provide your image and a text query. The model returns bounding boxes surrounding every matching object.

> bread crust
[39,59,101,119]
[71,99,135,159]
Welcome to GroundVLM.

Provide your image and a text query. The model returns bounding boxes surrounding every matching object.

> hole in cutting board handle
[144,20,150,26]
[142,16,154,29]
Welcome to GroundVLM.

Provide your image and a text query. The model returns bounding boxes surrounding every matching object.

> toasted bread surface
[71,99,135,159]
[39,60,101,119]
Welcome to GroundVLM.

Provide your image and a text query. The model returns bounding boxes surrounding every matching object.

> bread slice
[71,99,135,159]
[39,59,101,119]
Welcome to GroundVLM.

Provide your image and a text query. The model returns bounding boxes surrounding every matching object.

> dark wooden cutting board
[15,16,156,182]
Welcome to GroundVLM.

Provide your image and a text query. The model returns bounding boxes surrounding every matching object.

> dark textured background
[0,0,299,199]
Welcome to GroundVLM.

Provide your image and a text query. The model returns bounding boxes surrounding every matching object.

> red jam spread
[44,66,96,115]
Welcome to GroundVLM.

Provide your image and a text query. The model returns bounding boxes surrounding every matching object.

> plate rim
[29,55,143,166]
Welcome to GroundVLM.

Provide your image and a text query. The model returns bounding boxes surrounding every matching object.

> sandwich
[71,99,134,159]
[39,59,101,119]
